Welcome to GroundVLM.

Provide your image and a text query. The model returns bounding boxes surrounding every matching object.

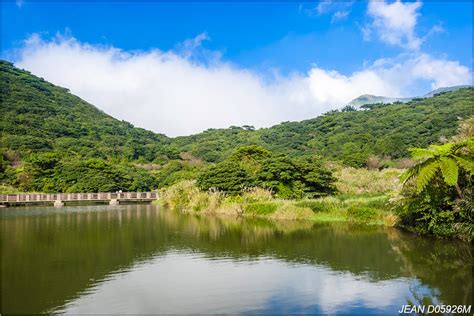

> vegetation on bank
[393,136,473,241]
[158,123,473,241]
[159,163,402,226]
[159,181,397,225]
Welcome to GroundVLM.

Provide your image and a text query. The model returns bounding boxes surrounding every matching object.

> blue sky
[1,1,473,135]
[3,1,473,74]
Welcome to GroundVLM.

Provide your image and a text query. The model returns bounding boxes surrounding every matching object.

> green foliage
[396,138,474,241]
[197,160,257,195]
[347,206,378,221]
[9,152,157,193]
[173,88,474,164]
[0,61,175,192]
[401,139,474,193]
[0,61,175,162]
[153,160,204,187]
[197,146,336,198]
[244,202,278,215]
[294,200,327,212]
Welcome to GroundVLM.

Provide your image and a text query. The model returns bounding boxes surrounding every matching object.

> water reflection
[1,205,472,314]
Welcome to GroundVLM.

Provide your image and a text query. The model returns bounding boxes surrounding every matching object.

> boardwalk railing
[0,192,158,206]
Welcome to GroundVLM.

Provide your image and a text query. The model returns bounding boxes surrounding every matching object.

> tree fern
[402,137,473,194]
[415,162,439,192]
[409,147,438,160]
[454,156,474,174]
[439,157,458,186]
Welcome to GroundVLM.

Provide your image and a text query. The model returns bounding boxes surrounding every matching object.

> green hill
[1,60,473,192]
[173,88,473,166]
[0,60,174,162]
[0,60,177,193]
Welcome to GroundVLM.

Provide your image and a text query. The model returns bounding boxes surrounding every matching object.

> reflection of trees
[390,230,472,308]
[1,206,472,314]
[406,283,441,316]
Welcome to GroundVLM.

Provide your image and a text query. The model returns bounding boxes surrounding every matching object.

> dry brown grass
[335,167,403,195]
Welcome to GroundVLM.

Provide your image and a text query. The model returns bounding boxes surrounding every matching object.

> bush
[294,200,327,212]
[347,206,378,221]
[394,176,473,240]
[245,202,278,215]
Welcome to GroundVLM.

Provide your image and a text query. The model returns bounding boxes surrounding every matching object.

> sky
[2,1,473,136]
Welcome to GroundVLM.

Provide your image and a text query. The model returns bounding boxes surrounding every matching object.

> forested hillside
[173,88,473,166]
[1,60,473,192]
[0,60,176,192]
[0,60,175,162]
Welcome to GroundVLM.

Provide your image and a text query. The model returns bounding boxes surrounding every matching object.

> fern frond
[454,156,474,174]
[416,161,439,192]
[439,157,458,186]
[400,168,415,183]
[409,147,436,160]
[429,143,453,156]
[401,159,432,183]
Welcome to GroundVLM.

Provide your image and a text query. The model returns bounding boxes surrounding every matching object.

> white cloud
[316,0,333,15]
[331,11,350,23]
[410,54,472,89]
[14,34,472,136]
[366,0,423,50]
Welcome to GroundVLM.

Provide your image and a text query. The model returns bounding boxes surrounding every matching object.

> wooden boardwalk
[0,192,158,207]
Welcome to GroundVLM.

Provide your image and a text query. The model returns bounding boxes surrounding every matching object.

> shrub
[294,200,327,212]
[271,204,314,220]
[245,202,278,215]
[347,206,378,221]
[160,180,199,211]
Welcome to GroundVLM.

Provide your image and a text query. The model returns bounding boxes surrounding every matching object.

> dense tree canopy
[174,88,473,165]
[197,145,336,198]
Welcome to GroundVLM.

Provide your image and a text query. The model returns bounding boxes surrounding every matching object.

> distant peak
[345,85,473,109]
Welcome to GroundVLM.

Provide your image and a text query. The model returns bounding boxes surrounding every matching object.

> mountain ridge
[346,85,471,109]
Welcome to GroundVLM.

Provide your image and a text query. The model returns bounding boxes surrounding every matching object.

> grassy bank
[158,175,399,226]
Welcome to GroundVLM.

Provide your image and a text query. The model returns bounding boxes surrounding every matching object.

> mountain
[171,87,473,166]
[1,60,473,192]
[0,60,177,193]
[346,85,472,108]
[422,85,471,97]
[345,94,412,108]
[0,60,174,162]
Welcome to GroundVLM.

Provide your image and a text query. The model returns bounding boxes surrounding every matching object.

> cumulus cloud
[14,34,472,136]
[365,0,423,50]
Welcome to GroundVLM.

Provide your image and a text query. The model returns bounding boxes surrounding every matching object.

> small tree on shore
[401,139,474,197]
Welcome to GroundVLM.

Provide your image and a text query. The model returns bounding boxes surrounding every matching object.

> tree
[395,138,473,240]
[197,146,336,198]
[401,138,474,198]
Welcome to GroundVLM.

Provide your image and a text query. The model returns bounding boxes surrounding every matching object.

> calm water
[1,204,472,314]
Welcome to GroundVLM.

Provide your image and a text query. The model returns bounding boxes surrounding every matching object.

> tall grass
[335,167,403,195]
[159,180,397,226]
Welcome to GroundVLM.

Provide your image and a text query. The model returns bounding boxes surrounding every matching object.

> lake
[1,204,472,314]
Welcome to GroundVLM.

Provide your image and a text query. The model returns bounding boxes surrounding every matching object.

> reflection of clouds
[60,251,424,314]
